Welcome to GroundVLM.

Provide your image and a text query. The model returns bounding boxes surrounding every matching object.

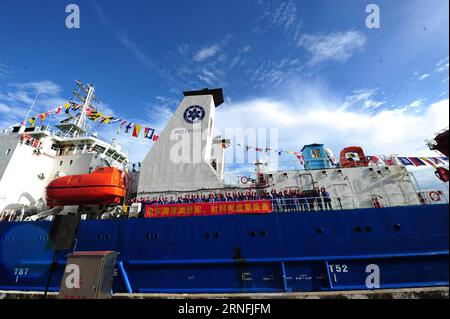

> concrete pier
[1,287,448,299]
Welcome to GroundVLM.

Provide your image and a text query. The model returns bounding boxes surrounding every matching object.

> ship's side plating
[0,86,448,294]
[0,204,447,292]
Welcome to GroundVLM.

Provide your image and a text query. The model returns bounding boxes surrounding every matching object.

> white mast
[22,90,41,127]
[76,83,95,129]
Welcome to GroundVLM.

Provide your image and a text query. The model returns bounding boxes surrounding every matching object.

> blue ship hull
[0,204,448,293]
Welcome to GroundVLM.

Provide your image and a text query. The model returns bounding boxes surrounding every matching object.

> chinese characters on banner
[144,200,273,218]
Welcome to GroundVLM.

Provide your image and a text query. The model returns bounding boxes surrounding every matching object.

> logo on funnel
[184,105,205,124]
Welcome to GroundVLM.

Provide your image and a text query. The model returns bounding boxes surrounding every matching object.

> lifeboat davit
[46,167,128,207]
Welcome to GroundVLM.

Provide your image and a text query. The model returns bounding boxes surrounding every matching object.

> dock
[1,287,448,299]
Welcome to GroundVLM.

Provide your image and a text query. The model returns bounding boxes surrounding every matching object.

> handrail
[140,191,448,213]
[1,191,447,222]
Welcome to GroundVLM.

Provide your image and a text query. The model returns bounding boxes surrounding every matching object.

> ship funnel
[138,88,226,193]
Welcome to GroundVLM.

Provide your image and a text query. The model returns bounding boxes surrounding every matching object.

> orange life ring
[240,176,249,184]
[429,191,441,202]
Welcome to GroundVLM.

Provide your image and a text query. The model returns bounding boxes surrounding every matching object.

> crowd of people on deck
[133,187,333,212]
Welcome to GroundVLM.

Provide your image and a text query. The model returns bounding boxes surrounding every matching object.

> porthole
[259,230,267,237]
[249,231,257,237]
[315,228,324,235]
[364,226,373,232]
[97,234,110,240]
[393,224,401,231]
[213,232,220,239]
[204,232,212,240]
[354,226,363,233]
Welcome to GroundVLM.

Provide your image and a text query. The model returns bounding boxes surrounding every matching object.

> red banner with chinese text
[144,200,272,218]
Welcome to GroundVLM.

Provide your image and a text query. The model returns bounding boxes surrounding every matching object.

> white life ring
[429,191,441,202]
[240,176,249,184]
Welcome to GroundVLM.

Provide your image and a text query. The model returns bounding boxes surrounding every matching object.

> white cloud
[436,56,449,73]
[242,46,251,53]
[115,31,158,70]
[298,30,366,65]
[193,44,220,62]
[215,84,449,162]
[198,69,217,85]
[92,3,171,82]
[0,63,11,78]
[341,89,384,110]
[418,73,430,80]
[270,0,298,30]
[409,99,425,108]
[253,0,302,44]
[0,80,66,127]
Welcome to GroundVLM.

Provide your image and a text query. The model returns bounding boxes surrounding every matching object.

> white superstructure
[0,82,128,215]
[137,88,447,209]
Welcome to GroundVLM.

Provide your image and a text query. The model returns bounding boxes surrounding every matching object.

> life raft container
[46,167,128,207]
[339,146,370,168]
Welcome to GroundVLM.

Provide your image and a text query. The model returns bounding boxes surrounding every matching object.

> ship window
[69,160,73,165]
[59,161,63,166]
[5,149,11,155]
[311,149,321,158]
[94,145,106,154]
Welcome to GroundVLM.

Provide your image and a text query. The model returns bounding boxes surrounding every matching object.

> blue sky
[0,0,449,190]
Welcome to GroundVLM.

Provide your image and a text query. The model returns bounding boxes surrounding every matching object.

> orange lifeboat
[46,167,128,207]
[339,146,370,168]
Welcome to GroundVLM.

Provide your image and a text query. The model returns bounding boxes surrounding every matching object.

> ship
[0,83,448,294]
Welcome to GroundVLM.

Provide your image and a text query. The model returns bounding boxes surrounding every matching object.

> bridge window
[311,149,321,158]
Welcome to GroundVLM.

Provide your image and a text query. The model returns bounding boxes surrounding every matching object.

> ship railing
[1,191,448,223]
[265,192,448,213]
[140,191,449,214]
[2,128,13,135]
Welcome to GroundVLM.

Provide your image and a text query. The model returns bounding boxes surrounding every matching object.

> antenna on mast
[22,89,41,127]
[56,80,100,137]
[74,80,100,129]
